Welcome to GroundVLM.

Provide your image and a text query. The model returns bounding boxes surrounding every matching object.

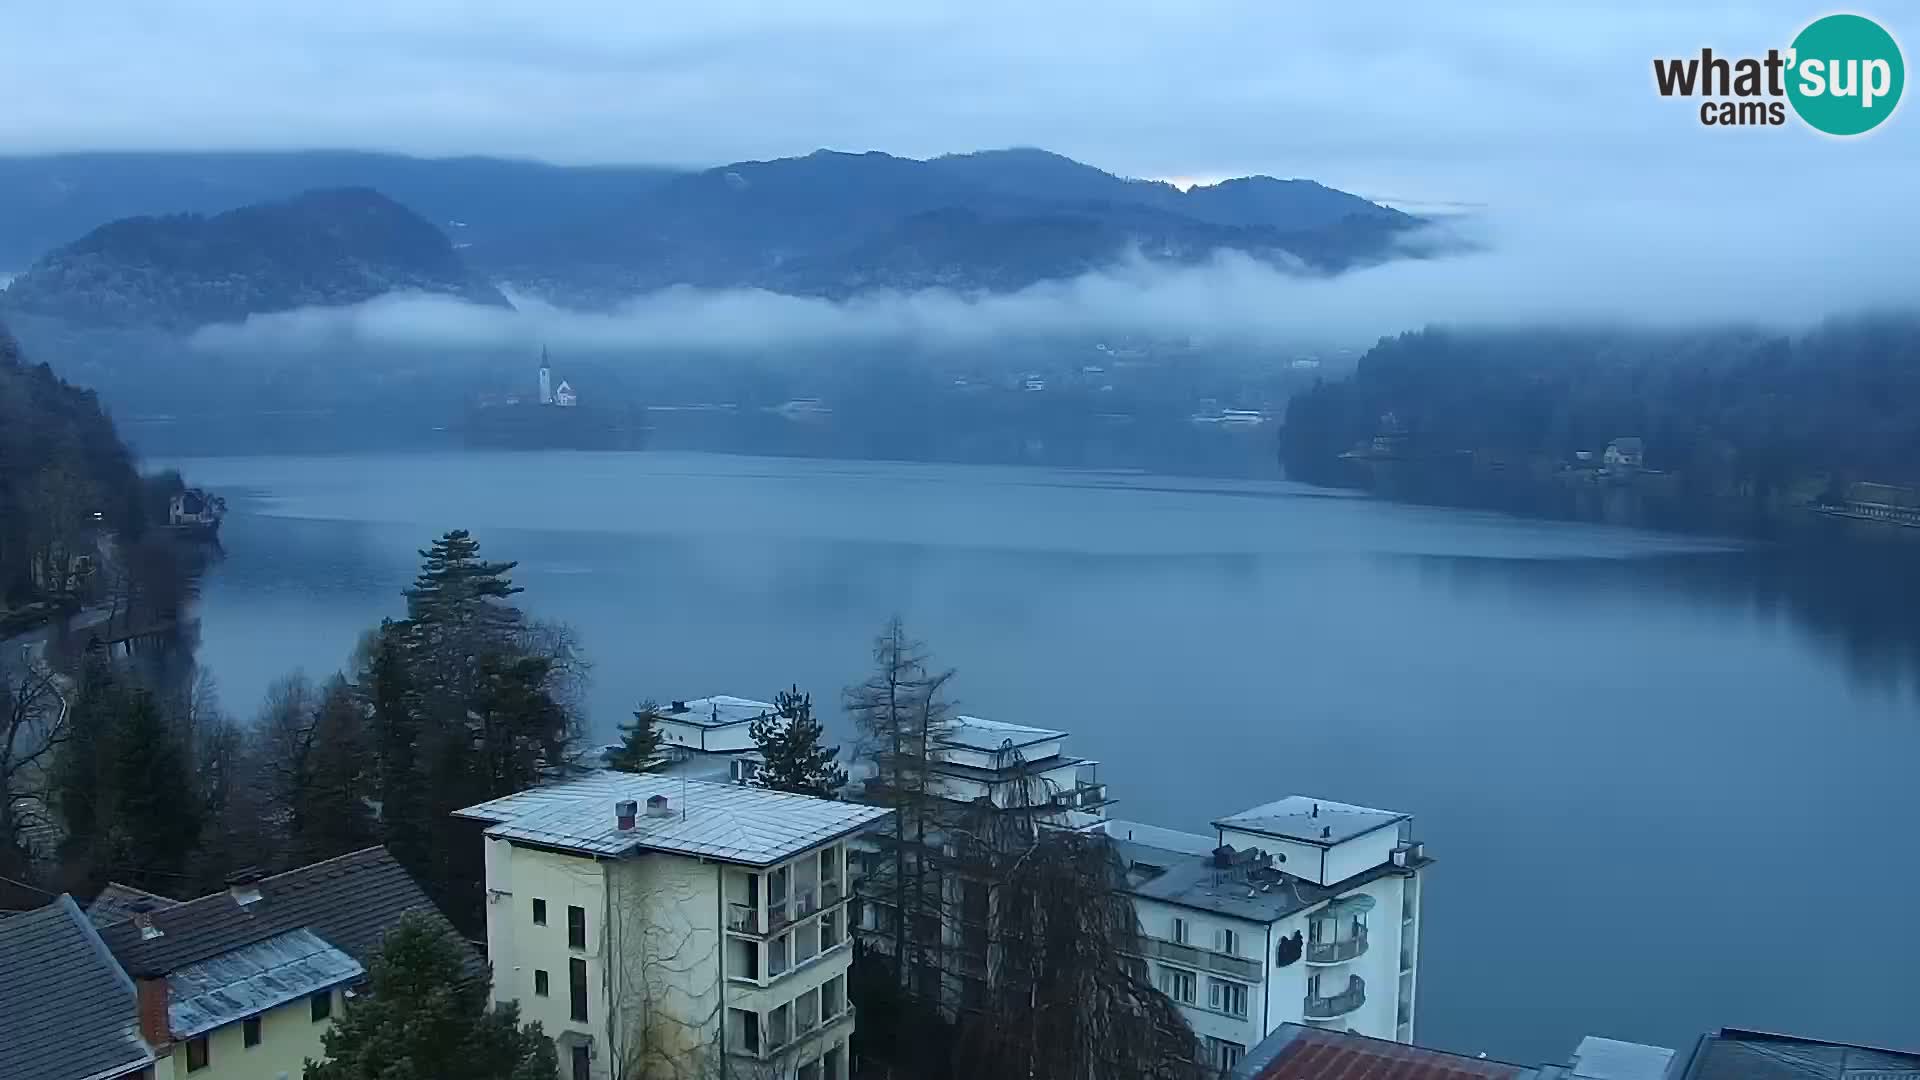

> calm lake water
[175,450,1920,1064]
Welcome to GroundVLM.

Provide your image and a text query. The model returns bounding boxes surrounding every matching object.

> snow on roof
[455,770,892,867]
[167,928,363,1039]
[938,715,1067,752]
[655,695,778,728]
[1213,796,1406,846]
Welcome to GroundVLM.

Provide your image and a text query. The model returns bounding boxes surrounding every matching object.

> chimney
[615,799,638,830]
[225,866,264,908]
[132,912,164,941]
[645,794,672,819]
[136,976,172,1049]
[1321,826,1332,839]
[1311,802,1319,818]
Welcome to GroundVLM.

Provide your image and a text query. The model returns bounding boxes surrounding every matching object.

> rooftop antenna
[681,776,688,821]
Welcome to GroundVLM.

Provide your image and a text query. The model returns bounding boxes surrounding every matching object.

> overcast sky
[3,1,1914,207]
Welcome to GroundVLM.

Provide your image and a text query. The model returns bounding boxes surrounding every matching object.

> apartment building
[1105,796,1432,1074]
[848,714,1112,1012]
[457,770,892,1080]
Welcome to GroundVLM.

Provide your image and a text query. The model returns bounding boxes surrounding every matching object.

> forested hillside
[0,319,151,609]
[1278,316,1920,527]
[1,187,509,329]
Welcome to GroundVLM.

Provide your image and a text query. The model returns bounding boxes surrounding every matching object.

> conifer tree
[750,686,847,799]
[306,912,556,1080]
[606,701,663,774]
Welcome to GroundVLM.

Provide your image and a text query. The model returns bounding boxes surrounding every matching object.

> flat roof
[1676,1027,1920,1080]
[455,770,892,867]
[1101,820,1219,857]
[653,695,777,729]
[1214,796,1407,847]
[938,716,1067,752]
[168,929,363,1039]
[1568,1036,1676,1080]
[1114,835,1431,924]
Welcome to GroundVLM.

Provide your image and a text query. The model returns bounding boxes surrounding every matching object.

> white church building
[539,348,578,407]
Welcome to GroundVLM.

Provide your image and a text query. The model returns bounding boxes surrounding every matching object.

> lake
[174,450,1920,1064]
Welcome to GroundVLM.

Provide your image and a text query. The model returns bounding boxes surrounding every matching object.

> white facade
[459,772,891,1080]
[1106,795,1430,1074]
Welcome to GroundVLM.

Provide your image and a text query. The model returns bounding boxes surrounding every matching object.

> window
[185,1036,209,1072]
[310,990,332,1022]
[823,974,845,1018]
[243,1015,261,1047]
[1215,927,1239,956]
[534,969,550,996]
[533,897,547,925]
[1158,966,1195,1004]
[570,1043,591,1080]
[730,1007,760,1054]
[1206,1037,1246,1073]
[570,957,589,1022]
[1208,978,1248,1018]
[1172,917,1189,944]
[568,905,587,950]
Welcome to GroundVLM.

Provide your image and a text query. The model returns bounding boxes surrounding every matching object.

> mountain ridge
[0,187,509,329]
[0,147,1427,323]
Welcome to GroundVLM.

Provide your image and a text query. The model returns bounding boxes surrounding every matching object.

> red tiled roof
[1249,1026,1528,1080]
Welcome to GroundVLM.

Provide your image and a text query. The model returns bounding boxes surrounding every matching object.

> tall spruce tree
[103,688,202,892]
[606,701,662,773]
[749,686,847,798]
[361,620,429,878]
[306,912,556,1080]
[289,678,378,865]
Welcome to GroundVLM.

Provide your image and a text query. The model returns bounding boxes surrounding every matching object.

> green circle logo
[1787,14,1904,135]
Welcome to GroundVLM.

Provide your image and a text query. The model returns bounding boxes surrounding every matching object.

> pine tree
[750,686,847,799]
[403,529,522,629]
[305,912,556,1080]
[606,701,662,773]
[361,621,428,880]
[104,688,203,892]
[287,677,377,865]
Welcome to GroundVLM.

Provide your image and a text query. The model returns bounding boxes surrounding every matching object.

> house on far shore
[1602,437,1644,472]
[95,846,467,1080]
[0,894,157,1080]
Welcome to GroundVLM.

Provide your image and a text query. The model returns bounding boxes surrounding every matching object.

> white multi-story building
[1104,796,1431,1075]
[642,695,780,782]
[849,715,1112,1012]
[457,771,892,1080]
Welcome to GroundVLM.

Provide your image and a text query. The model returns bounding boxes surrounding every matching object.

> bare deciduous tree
[846,616,956,996]
[0,651,69,874]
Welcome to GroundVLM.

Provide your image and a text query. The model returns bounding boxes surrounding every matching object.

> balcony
[1305,927,1368,966]
[1304,975,1366,1020]
[728,1006,856,1063]
[727,903,761,934]
[1128,935,1263,982]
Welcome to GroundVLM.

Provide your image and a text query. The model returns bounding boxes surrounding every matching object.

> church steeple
[538,346,553,405]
